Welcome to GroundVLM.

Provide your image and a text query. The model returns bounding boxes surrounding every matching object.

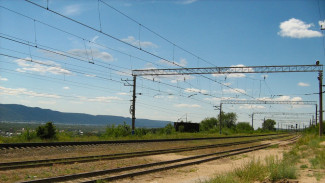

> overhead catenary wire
[98,0,216,67]
[0,4,256,104]
[22,0,256,100]
[0,31,229,103]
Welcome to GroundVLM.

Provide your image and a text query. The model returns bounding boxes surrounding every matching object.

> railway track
[0,134,292,170]
[19,135,299,183]
[0,133,282,149]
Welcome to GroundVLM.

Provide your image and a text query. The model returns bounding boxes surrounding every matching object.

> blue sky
[0,0,325,129]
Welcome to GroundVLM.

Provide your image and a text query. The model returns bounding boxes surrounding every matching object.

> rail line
[0,133,282,149]
[16,135,299,183]
[0,134,291,170]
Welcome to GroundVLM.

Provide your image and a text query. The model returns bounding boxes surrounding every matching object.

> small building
[174,122,199,132]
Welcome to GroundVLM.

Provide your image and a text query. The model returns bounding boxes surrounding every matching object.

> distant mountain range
[0,104,171,128]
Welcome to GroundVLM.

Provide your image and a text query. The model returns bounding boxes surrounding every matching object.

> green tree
[200,117,218,131]
[220,112,237,128]
[164,123,175,134]
[36,122,57,139]
[236,122,254,133]
[262,119,276,131]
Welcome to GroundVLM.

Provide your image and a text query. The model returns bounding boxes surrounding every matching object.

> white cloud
[170,75,194,83]
[278,18,322,38]
[78,96,122,103]
[184,88,208,94]
[14,58,71,75]
[223,88,246,94]
[62,4,82,16]
[117,92,129,96]
[0,75,8,81]
[174,103,201,108]
[68,49,114,62]
[0,86,61,99]
[121,36,157,48]
[178,0,198,4]
[258,96,302,102]
[298,82,310,87]
[85,74,96,77]
[63,86,70,90]
[239,104,266,109]
[159,58,187,67]
[212,64,253,78]
[319,20,325,28]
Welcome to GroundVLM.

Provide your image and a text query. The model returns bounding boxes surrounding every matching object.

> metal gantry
[132,64,323,76]
[220,100,317,129]
[251,112,315,130]
[131,63,323,136]
[220,100,317,105]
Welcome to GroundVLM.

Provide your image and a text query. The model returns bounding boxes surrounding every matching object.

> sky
[0,0,325,129]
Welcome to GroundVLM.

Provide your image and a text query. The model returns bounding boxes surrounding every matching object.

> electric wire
[23,0,257,100]
[98,0,216,67]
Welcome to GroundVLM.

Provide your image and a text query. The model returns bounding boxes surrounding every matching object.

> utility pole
[214,103,222,134]
[132,76,136,135]
[122,76,137,135]
[219,103,222,134]
[251,113,254,129]
[318,71,323,136]
[315,104,318,125]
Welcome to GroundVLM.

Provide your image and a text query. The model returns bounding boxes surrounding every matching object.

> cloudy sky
[0,0,324,128]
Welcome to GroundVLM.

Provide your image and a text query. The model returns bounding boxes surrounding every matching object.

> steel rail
[20,143,271,183]
[0,134,291,170]
[0,133,281,149]
[18,135,298,183]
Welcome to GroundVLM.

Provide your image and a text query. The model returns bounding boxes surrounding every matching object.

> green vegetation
[236,122,254,133]
[0,112,282,143]
[206,156,296,183]
[200,113,254,134]
[205,125,325,183]
[262,119,276,131]
[36,122,57,139]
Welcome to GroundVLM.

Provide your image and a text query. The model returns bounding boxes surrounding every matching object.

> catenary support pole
[132,76,136,135]
[315,104,318,125]
[318,72,323,136]
[219,103,222,135]
[251,113,254,130]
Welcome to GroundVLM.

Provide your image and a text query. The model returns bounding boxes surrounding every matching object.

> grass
[300,164,308,169]
[206,156,296,183]
[0,130,279,143]
[206,133,325,183]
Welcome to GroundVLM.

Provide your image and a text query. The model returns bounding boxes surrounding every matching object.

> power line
[99,0,216,67]
[23,0,254,100]
[0,4,227,101]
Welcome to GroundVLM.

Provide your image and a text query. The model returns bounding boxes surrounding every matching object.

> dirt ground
[116,138,324,183]
[116,145,287,183]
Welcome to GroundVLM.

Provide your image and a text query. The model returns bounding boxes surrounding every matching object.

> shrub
[21,128,37,141]
[200,117,218,131]
[104,122,131,137]
[163,123,175,135]
[236,122,253,133]
[36,122,57,139]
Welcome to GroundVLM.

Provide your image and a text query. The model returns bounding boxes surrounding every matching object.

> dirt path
[117,145,288,183]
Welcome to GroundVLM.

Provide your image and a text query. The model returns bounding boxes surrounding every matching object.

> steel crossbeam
[220,100,317,105]
[132,64,323,76]
[253,112,314,115]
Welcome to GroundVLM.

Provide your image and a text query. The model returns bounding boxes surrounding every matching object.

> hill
[0,104,171,128]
